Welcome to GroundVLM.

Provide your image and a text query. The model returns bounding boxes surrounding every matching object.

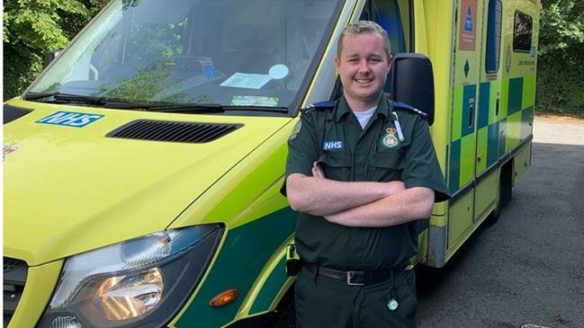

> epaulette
[301,100,335,114]
[393,101,428,118]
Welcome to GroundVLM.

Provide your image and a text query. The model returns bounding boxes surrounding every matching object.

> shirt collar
[334,95,392,122]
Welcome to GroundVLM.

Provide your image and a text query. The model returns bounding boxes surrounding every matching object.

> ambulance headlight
[38,224,224,328]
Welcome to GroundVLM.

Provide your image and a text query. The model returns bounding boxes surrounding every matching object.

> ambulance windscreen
[26,0,341,116]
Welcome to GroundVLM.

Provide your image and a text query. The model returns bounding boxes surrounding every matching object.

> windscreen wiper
[110,102,226,113]
[24,92,288,114]
[220,105,289,114]
[114,103,289,114]
[24,92,109,106]
[24,92,222,112]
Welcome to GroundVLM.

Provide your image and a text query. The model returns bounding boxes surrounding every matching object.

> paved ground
[416,115,584,328]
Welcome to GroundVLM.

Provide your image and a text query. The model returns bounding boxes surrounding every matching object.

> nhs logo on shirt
[37,111,104,128]
[322,140,344,151]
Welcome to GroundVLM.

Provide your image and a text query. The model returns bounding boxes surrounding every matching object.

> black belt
[303,263,407,286]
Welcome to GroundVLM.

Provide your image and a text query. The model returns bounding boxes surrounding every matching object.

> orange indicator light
[209,289,239,308]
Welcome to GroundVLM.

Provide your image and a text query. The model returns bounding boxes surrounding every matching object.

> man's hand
[312,161,325,178]
[324,186,435,227]
[286,162,407,217]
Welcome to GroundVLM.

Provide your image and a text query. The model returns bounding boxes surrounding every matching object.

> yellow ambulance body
[3,0,539,327]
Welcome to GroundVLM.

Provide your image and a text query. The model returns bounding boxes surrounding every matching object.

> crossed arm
[286,162,435,228]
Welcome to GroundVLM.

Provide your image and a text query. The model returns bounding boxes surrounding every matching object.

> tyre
[271,288,296,328]
[484,163,513,226]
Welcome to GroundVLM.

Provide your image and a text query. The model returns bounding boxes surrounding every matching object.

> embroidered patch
[382,127,399,148]
[322,140,344,150]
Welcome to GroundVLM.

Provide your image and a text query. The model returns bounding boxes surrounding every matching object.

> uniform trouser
[295,266,417,328]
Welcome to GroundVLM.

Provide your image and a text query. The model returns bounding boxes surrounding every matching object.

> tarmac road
[416,115,584,328]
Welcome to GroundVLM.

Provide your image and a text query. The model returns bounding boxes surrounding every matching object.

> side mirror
[44,49,63,67]
[390,53,435,126]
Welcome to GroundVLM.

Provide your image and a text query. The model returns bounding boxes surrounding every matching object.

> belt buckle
[346,271,364,286]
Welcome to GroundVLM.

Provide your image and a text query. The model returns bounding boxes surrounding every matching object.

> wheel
[484,163,513,226]
[484,187,502,226]
[270,288,296,328]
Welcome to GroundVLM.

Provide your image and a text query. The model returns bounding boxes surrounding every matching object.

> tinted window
[513,11,532,53]
[360,0,408,93]
[485,0,502,73]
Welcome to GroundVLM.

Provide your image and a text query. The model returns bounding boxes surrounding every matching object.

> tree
[539,0,584,57]
[3,0,104,99]
[537,0,584,114]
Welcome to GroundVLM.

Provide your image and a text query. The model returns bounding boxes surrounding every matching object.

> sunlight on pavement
[533,115,584,146]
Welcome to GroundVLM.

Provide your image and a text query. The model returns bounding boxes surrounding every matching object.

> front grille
[4,257,28,327]
[106,120,242,143]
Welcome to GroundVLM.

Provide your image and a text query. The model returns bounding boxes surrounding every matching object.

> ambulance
[3,0,540,327]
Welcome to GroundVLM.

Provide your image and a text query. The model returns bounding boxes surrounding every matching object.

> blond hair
[337,21,392,59]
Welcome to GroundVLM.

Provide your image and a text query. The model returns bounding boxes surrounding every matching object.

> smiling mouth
[355,78,373,84]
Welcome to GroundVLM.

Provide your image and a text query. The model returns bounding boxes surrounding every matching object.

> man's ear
[387,56,394,72]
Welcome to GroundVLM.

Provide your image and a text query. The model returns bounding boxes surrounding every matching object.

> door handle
[468,103,475,128]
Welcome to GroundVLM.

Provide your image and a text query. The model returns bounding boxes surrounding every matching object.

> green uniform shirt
[285,96,449,270]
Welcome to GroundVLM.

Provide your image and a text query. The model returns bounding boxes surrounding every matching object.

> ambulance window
[485,0,502,73]
[513,11,533,53]
[361,0,409,53]
[124,15,189,68]
[359,0,409,94]
[26,0,344,114]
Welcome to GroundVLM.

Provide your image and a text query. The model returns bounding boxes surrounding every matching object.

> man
[283,21,449,328]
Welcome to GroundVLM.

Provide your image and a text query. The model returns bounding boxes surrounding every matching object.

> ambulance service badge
[382,127,399,148]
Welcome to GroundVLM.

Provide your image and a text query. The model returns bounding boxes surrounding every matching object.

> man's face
[335,32,392,109]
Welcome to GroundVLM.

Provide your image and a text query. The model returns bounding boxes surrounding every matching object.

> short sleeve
[281,113,321,196]
[401,116,450,202]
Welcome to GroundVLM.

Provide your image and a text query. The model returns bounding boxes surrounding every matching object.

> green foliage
[539,0,584,57]
[537,57,584,115]
[124,18,188,66]
[3,46,44,100]
[3,0,104,99]
[537,0,584,115]
[99,64,188,103]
